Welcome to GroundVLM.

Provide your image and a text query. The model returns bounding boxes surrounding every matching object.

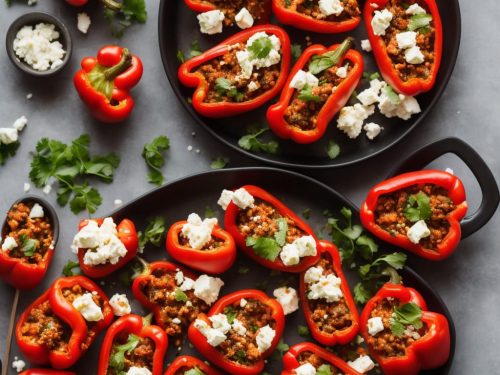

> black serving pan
[158,0,461,169]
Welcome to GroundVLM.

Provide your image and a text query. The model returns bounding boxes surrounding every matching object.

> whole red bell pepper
[282,342,363,375]
[267,38,363,144]
[178,25,291,118]
[16,276,113,369]
[74,45,143,123]
[188,289,285,375]
[363,0,443,96]
[360,170,467,260]
[224,185,320,272]
[19,370,76,375]
[272,0,360,33]
[75,217,139,278]
[164,355,222,375]
[360,283,450,375]
[166,219,236,274]
[97,314,168,375]
[300,240,359,346]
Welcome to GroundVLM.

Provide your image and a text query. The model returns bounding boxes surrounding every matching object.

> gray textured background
[0,0,499,374]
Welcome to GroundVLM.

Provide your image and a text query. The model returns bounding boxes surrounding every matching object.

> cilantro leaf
[298,84,321,102]
[353,282,372,305]
[326,140,340,160]
[248,36,273,59]
[0,142,20,166]
[210,156,229,170]
[110,334,141,372]
[20,235,37,257]
[189,40,202,57]
[355,235,379,260]
[271,339,289,360]
[103,0,147,37]
[177,50,185,63]
[317,364,334,375]
[246,236,281,261]
[391,302,423,336]
[214,78,244,102]
[408,13,433,31]
[69,184,102,214]
[238,125,279,154]
[142,135,170,186]
[297,325,310,337]
[174,288,188,302]
[390,320,405,336]
[62,260,81,276]
[205,205,217,218]
[404,191,431,222]
[274,218,288,247]
[138,216,166,250]
[224,306,238,324]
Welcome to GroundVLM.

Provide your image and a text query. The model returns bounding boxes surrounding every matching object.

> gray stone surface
[0,0,498,374]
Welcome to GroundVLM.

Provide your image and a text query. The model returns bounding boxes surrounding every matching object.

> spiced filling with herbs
[178,233,223,251]
[285,0,360,21]
[108,334,155,375]
[374,184,455,250]
[175,367,206,375]
[196,0,268,26]
[2,202,53,264]
[297,351,343,374]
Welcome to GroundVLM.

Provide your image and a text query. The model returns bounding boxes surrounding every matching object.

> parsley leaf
[142,135,170,186]
[210,156,229,170]
[174,288,188,302]
[224,306,238,324]
[248,36,273,59]
[353,283,372,305]
[308,37,353,75]
[326,140,340,160]
[246,236,281,261]
[391,302,423,336]
[138,216,166,250]
[103,0,147,37]
[274,218,288,247]
[238,125,279,154]
[298,84,321,102]
[109,334,141,372]
[0,141,20,166]
[297,325,310,337]
[62,260,81,276]
[214,78,244,102]
[317,364,334,375]
[20,235,37,257]
[408,13,433,31]
[404,191,431,222]
[363,71,381,81]
[189,40,202,57]
[177,50,185,63]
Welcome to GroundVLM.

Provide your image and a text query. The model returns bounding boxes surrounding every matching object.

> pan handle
[389,137,499,239]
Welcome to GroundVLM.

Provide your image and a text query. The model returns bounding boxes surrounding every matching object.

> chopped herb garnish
[118,258,145,286]
[189,40,202,57]
[390,302,423,336]
[62,260,81,276]
[326,140,340,160]
[297,325,310,337]
[174,288,188,302]
[248,37,273,59]
[109,334,141,372]
[308,37,353,75]
[317,364,334,375]
[271,339,289,360]
[408,13,433,32]
[214,78,244,102]
[210,156,229,170]
[0,141,20,166]
[138,216,166,250]
[224,306,238,324]
[238,125,279,154]
[246,236,281,261]
[274,218,288,247]
[142,135,170,186]
[404,191,431,222]
[363,71,381,81]
[382,85,401,105]
[20,234,36,257]
[176,50,185,63]
[103,0,147,37]
[298,84,321,102]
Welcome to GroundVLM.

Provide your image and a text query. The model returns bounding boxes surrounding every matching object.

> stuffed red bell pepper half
[360,170,467,260]
[19,370,76,375]
[178,25,291,118]
[221,185,321,272]
[364,0,442,96]
[267,37,363,144]
[360,283,450,375]
[188,289,285,375]
[164,355,222,375]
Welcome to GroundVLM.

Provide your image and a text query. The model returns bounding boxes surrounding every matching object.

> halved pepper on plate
[178,25,291,118]
[363,0,443,96]
[223,185,320,272]
[272,0,361,33]
[360,170,467,260]
[19,370,76,375]
[16,276,113,369]
[97,314,168,375]
[300,240,359,346]
[267,38,363,144]
[360,283,450,375]
[166,213,236,274]
[164,355,222,375]
[188,289,285,375]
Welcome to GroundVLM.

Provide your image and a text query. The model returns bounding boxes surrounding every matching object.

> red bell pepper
[282,342,363,375]
[188,289,285,375]
[19,370,75,375]
[75,217,139,278]
[360,283,450,375]
[16,276,113,369]
[178,25,291,118]
[272,0,360,33]
[360,170,468,260]
[166,219,236,274]
[267,38,363,144]
[224,185,320,272]
[65,0,122,10]
[363,0,443,96]
[74,45,143,123]
[97,314,168,375]
[300,240,359,346]
[164,355,222,375]
[0,247,53,289]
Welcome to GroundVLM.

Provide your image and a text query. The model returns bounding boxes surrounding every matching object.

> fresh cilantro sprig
[390,302,423,336]
[238,124,279,154]
[211,156,229,170]
[297,325,310,337]
[103,0,147,38]
[138,216,166,250]
[214,78,244,102]
[174,288,188,302]
[298,84,321,103]
[109,334,141,373]
[326,140,340,160]
[20,234,37,257]
[317,364,334,375]
[248,37,273,59]
[246,218,288,261]
[408,13,433,32]
[224,306,238,324]
[0,142,20,166]
[363,71,381,81]
[271,338,289,360]
[177,40,203,64]
[404,191,431,222]
[62,260,81,276]
[142,135,170,186]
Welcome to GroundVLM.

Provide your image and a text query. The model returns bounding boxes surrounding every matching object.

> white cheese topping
[318,0,344,17]
[378,87,421,120]
[273,287,299,315]
[295,363,316,375]
[194,319,227,347]
[209,313,231,333]
[11,357,26,373]
[337,104,375,139]
[218,189,234,210]
[364,122,383,140]
[336,66,348,78]
[198,10,225,35]
[0,128,18,144]
[109,294,131,316]
[240,298,248,307]
[235,7,254,29]
[396,31,417,50]
[29,203,44,219]
[180,277,195,291]
[307,273,343,302]
[172,318,181,324]
[405,45,425,64]
[280,242,300,266]
[77,12,91,34]
[236,32,281,80]
[181,213,218,250]
[256,324,276,353]
[232,188,255,209]
[289,69,319,90]
[406,3,427,15]
[12,116,28,131]
[367,316,385,336]
[357,78,385,106]
[126,367,152,375]
[280,235,317,266]
[72,293,104,322]
[304,266,323,284]
[361,39,372,52]
[114,199,123,207]
[23,182,31,193]
[43,184,52,195]
[348,355,375,373]
[371,9,393,36]
[407,220,431,244]
[247,81,259,92]
[193,274,224,305]
[2,236,18,251]
[232,319,247,336]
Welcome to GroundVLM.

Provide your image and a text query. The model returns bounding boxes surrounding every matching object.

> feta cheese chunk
[256,324,276,353]
[193,275,224,305]
[72,293,104,322]
[23,182,31,193]
[407,220,431,244]
[337,104,375,139]
[232,188,255,209]
[172,318,181,324]
[378,88,421,120]
[232,319,247,336]
[295,363,316,375]
[280,243,300,266]
[42,184,52,195]
[109,294,131,316]
[304,266,323,284]
[218,189,234,210]
[336,66,347,78]
[307,273,343,302]
[289,69,319,90]
[77,12,91,34]
[367,316,384,336]
[126,367,152,375]
[235,7,254,29]
[181,213,218,250]
[180,277,195,291]
[236,32,282,80]
[247,81,259,92]
[11,357,26,373]
[318,0,344,17]
[405,46,425,64]
[364,122,383,140]
[396,31,417,50]
[198,10,225,35]
[406,3,427,15]
[209,313,231,334]
[114,199,123,207]
[273,287,299,315]
[294,235,317,257]
[12,116,28,131]
[348,355,375,373]
[2,236,18,251]
[371,9,393,36]
[0,128,18,144]
[361,39,372,52]
[29,203,45,218]
[240,298,248,307]
[194,319,227,346]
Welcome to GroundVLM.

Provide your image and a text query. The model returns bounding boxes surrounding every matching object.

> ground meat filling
[367,298,427,357]
[374,184,455,250]
[195,0,268,26]
[140,268,209,345]
[218,298,276,365]
[284,63,353,131]
[3,202,53,264]
[382,0,436,81]
[178,233,223,251]
[108,336,155,375]
[307,256,353,333]
[197,44,280,104]
[286,0,360,22]
[297,351,343,374]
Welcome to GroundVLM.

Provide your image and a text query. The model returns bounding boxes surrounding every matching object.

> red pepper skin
[272,0,360,33]
[267,43,363,144]
[360,283,450,375]
[178,25,291,118]
[166,221,236,274]
[164,355,222,375]
[74,45,143,123]
[363,0,443,96]
[360,170,467,260]
[20,370,76,375]
[300,240,359,345]
[76,218,139,278]
[98,314,168,375]
[65,0,87,5]
[282,342,363,375]
[183,0,272,24]
[188,290,285,375]
[224,185,321,272]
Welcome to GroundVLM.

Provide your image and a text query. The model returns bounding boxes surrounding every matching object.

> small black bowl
[5,12,72,77]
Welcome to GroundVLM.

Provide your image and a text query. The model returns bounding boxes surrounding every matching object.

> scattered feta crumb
[240,298,248,307]
[348,355,375,373]
[232,188,254,209]
[357,78,384,106]
[367,316,384,336]
[236,32,281,80]
[12,116,28,131]
[193,274,224,305]
[27,0,37,5]
[294,363,316,375]
[12,357,26,373]
[371,9,393,36]
[405,46,425,64]
[29,203,45,218]
[407,220,431,244]
[304,266,323,284]
[72,293,104,321]
[361,39,372,52]
[307,273,343,303]
[77,12,91,34]
[194,319,227,346]
[406,3,427,15]
[109,294,131,316]
[256,325,276,353]
[337,104,375,139]
[378,87,421,120]
[209,313,231,334]
[235,7,254,29]
[396,31,417,50]
[172,317,181,324]
[2,236,18,251]
[364,122,383,140]
[195,149,200,154]
[181,213,218,249]
[114,199,123,207]
[273,287,299,315]
[191,131,196,136]
[247,81,259,92]
[290,69,319,90]
[126,367,152,375]
[187,145,193,151]
[218,189,234,210]
[198,10,225,35]
[232,318,247,336]
[280,243,300,266]
[23,182,31,193]
[26,93,33,99]
[42,184,52,195]
[318,0,344,17]
[0,128,18,144]
[336,66,347,78]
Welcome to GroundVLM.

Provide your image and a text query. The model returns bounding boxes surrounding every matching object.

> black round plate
[158,0,461,169]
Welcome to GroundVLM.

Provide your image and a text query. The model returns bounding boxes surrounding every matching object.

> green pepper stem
[100,0,122,11]
[134,256,150,277]
[331,37,354,66]
[104,48,132,81]
[142,313,153,327]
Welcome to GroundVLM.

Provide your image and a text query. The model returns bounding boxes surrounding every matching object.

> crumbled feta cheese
[361,39,372,52]
[348,355,375,373]
[2,236,18,251]
[232,319,247,336]
[26,93,33,99]
[396,31,417,50]
[218,189,234,210]
[187,145,193,151]
[23,182,31,193]
[235,7,254,29]
[364,122,383,140]
[172,318,181,324]
[193,275,224,305]
[256,324,276,353]
[77,12,91,34]
[175,270,184,285]
[378,88,421,120]
[280,243,300,266]
[247,81,259,92]
[405,46,425,64]
[27,0,37,5]
[318,0,344,17]
[29,203,44,218]
[307,273,343,302]
[289,69,319,90]
[357,78,385,106]
[273,287,299,315]
[181,213,218,249]
[240,298,248,307]
[367,316,384,336]
[42,184,52,195]
[114,199,123,207]
[294,235,317,257]
[304,266,323,284]
[336,66,347,78]
[232,188,255,209]
[194,319,227,346]
[209,313,231,334]
[295,363,316,375]
[198,10,225,35]
[12,116,28,131]
[371,9,393,36]
[109,294,131,316]
[126,367,152,375]
[72,293,104,322]
[180,277,195,291]
[406,3,427,15]
[407,220,431,244]
[337,104,375,139]
[236,32,281,80]
[11,357,26,373]
[0,128,18,144]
